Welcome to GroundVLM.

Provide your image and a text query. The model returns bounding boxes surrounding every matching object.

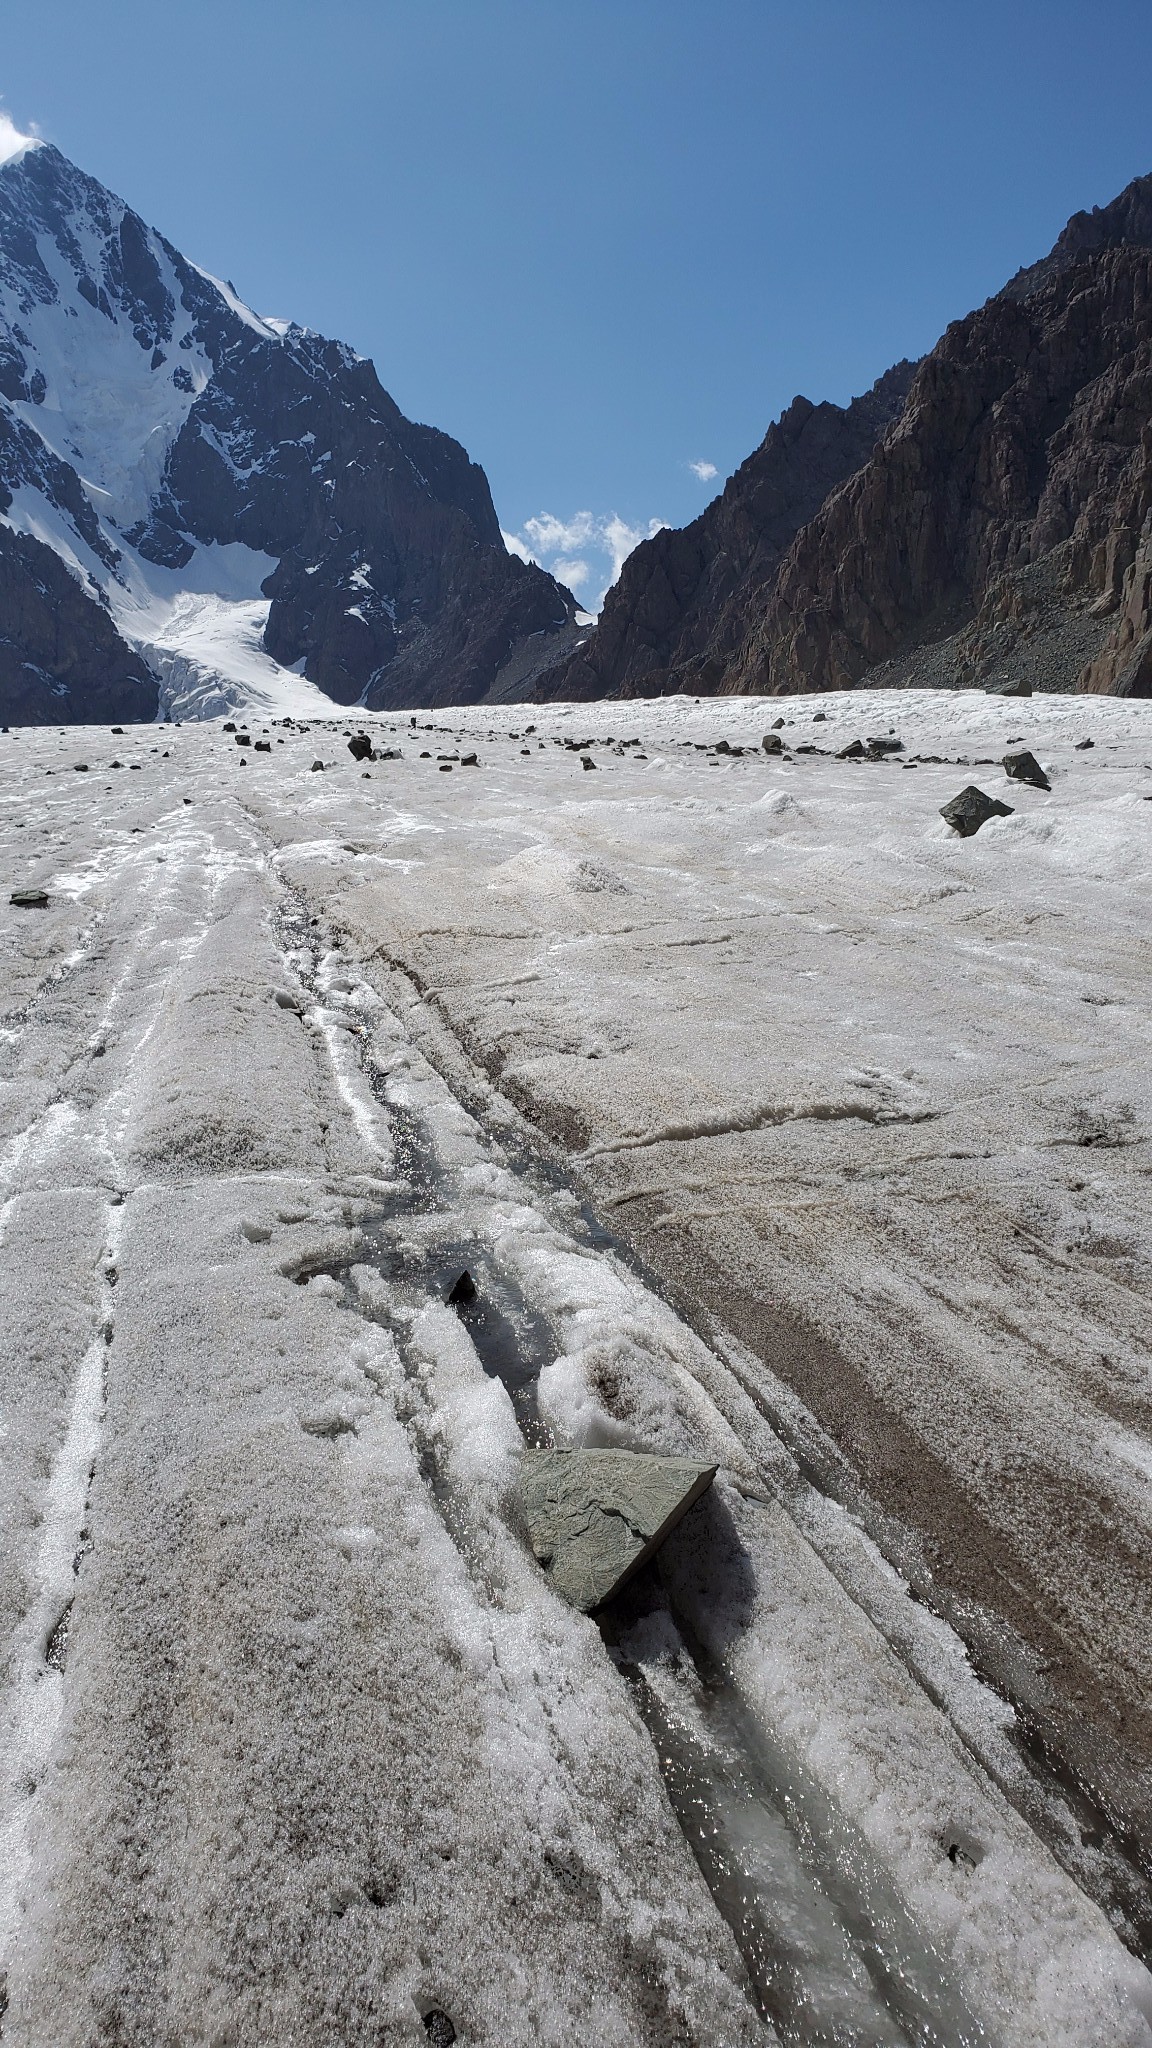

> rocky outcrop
[0,523,156,724]
[152,325,580,709]
[547,172,1152,703]
[732,242,1152,695]
[539,364,916,702]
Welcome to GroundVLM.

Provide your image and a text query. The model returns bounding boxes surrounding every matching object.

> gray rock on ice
[520,1448,717,1612]
[940,785,1016,837]
[1002,748,1051,790]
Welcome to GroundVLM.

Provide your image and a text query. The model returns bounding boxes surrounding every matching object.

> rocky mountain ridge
[542,172,1152,702]
[0,139,578,722]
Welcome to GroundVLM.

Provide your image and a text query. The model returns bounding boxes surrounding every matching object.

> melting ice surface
[613,1604,987,2047]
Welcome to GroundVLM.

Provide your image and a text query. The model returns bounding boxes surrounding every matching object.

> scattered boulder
[837,739,867,759]
[771,716,785,729]
[423,2015,456,2047]
[311,760,325,772]
[10,887,49,908]
[73,762,89,772]
[866,736,904,756]
[1075,737,1095,750]
[235,733,251,747]
[447,1270,477,1307]
[1002,748,1050,790]
[580,755,596,771]
[223,721,236,732]
[460,751,478,766]
[254,740,271,753]
[986,677,1032,697]
[347,734,373,761]
[762,733,784,754]
[520,1448,717,1612]
[940,785,1016,836]
[812,710,827,721]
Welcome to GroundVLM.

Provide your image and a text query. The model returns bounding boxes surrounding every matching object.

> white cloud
[505,509,667,614]
[522,511,597,557]
[689,459,718,482]
[0,110,40,167]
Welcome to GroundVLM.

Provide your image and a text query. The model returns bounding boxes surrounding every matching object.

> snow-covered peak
[0,136,575,723]
[186,261,283,341]
[0,111,40,169]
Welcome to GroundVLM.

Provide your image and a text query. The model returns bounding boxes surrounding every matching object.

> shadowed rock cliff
[543,172,1152,702]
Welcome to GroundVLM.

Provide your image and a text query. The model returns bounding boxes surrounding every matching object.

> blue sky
[3,0,1152,608]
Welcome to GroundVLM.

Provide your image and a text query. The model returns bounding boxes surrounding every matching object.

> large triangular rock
[520,1449,717,1612]
[1002,748,1050,790]
[940,785,1015,837]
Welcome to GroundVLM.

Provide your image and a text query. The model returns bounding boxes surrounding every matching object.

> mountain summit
[0,141,579,722]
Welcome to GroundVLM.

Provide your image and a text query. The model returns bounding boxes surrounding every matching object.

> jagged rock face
[734,244,1152,696]
[539,364,917,703]
[0,142,576,720]
[546,171,1152,703]
[0,523,156,724]
[150,322,578,709]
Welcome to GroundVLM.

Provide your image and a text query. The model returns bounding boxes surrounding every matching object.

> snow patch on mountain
[140,596,333,719]
[0,113,39,168]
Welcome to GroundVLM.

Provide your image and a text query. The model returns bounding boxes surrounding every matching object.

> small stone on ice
[422,2014,456,2047]
[940,785,1015,836]
[581,755,596,770]
[520,1448,717,1612]
[311,760,325,772]
[447,1270,477,1306]
[1002,748,1050,790]
[762,733,783,754]
[10,887,49,908]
